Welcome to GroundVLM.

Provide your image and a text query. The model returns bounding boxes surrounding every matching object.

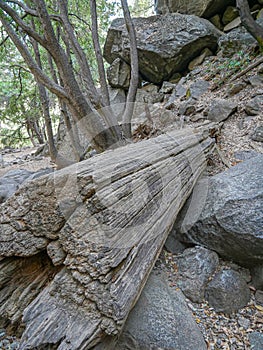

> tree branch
[0,15,69,100]
[0,0,46,47]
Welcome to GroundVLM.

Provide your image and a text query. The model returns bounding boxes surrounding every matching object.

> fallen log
[0,123,216,349]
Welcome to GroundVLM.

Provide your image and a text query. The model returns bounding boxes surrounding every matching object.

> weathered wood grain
[0,124,216,349]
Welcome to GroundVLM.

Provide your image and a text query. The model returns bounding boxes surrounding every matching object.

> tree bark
[121,0,140,138]
[0,122,217,349]
[236,0,263,49]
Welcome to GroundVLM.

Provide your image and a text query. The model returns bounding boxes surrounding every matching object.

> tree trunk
[236,0,263,49]
[0,122,217,349]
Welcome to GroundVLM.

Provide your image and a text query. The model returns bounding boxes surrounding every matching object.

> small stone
[179,99,196,116]
[237,316,251,329]
[160,81,175,94]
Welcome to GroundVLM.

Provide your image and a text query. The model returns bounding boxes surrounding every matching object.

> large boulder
[116,270,207,350]
[155,0,256,18]
[104,14,221,84]
[173,154,263,267]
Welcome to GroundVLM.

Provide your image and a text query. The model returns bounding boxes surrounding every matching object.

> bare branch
[0,15,69,99]
[0,0,46,46]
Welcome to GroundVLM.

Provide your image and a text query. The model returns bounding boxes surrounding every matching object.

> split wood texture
[0,123,216,349]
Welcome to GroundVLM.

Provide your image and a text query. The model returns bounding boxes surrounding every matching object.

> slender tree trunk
[25,120,37,147]
[121,0,139,138]
[236,0,263,49]
[30,21,58,163]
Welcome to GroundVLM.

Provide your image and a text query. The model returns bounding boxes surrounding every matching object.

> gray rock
[245,95,263,116]
[250,265,263,290]
[0,169,32,203]
[237,316,251,329]
[248,75,263,87]
[222,6,239,25]
[218,18,263,56]
[155,0,236,18]
[160,81,176,94]
[226,81,247,96]
[175,155,263,266]
[189,79,211,99]
[108,87,127,120]
[234,150,261,161]
[249,332,263,350]
[28,167,53,181]
[136,85,164,104]
[165,82,188,109]
[0,168,53,204]
[116,269,207,350]
[207,98,237,122]
[107,58,131,89]
[188,48,213,70]
[205,269,251,313]
[104,14,221,84]
[251,125,263,142]
[164,230,188,254]
[0,182,19,204]
[179,99,196,116]
[47,241,66,266]
[1,168,32,184]
[177,246,219,303]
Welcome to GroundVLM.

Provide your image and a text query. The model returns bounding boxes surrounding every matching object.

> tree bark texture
[0,123,216,349]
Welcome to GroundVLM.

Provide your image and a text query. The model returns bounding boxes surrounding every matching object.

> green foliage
[0,0,120,148]
[129,0,154,17]
[203,48,258,87]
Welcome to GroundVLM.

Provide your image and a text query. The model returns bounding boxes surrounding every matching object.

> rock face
[205,269,251,313]
[104,14,221,84]
[116,270,207,350]
[177,246,219,302]
[155,0,235,18]
[174,155,263,267]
